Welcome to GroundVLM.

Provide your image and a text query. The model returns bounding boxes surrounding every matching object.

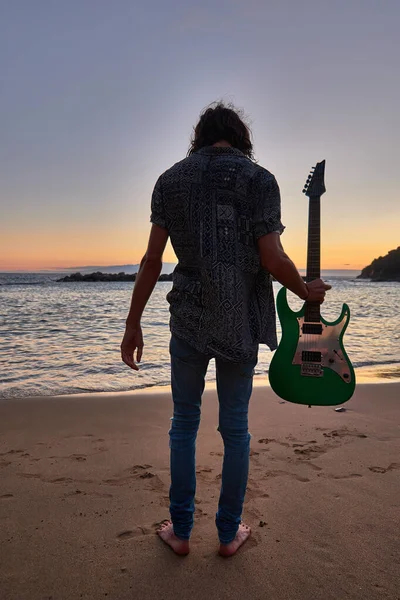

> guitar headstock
[302,160,326,197]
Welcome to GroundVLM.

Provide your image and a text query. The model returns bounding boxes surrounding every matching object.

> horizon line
[1,267,362,274]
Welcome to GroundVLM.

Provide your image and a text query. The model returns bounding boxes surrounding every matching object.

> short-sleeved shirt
[150,145,285,363]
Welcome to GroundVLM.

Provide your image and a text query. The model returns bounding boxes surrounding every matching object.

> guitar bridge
[301,363,323,377]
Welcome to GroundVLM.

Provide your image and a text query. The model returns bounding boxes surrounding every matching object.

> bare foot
[157,520,190,555]
[219,523,251,557]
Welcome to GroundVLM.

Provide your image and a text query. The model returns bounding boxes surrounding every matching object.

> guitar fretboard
[305,196,321,322]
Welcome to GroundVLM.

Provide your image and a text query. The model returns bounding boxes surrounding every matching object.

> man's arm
[257,233,331,302]
[125,224,169,326]
[121,224,169,371]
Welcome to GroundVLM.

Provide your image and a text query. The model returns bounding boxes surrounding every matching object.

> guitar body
[269,287,356,406]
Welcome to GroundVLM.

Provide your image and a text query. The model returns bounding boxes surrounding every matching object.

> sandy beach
[0,383,399,600]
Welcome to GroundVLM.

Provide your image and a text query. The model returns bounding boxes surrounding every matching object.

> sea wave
[1,275,399,399]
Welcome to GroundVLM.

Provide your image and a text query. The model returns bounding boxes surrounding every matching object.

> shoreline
[3,379,400,404]
[1,362,399,402]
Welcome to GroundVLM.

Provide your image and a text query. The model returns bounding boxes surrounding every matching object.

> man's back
[151,145,285,362]
[122,103,331,556]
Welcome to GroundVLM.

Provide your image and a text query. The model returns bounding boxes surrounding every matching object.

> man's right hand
[304,278,332,303]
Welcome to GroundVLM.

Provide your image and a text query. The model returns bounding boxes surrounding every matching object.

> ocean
[1,271,399,398]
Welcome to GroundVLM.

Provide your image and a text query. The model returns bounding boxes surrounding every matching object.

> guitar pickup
[302,323,323,335]
[302,351,322,362]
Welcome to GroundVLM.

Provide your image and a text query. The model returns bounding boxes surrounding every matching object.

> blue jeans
[168,334,258,544]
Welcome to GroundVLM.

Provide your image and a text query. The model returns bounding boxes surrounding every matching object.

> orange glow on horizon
[0,243,394,273]
[1,223,398,272]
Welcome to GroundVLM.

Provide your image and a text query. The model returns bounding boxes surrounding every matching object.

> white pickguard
[292,310,352,383]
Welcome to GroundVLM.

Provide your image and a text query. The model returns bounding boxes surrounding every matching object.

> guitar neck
[306,195,321,280]
[305,195,321,322]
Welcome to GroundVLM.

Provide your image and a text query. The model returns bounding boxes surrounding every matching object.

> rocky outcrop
[357,247,400,281]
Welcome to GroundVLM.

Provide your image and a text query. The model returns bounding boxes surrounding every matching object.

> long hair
[188,102,254,159]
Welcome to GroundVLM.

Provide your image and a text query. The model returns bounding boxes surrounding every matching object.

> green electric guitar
[268,160,356,406]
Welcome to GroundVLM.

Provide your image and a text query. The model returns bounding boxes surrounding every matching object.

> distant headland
[357,247,400,282]
[56,272,173,282]
[56,250,400,284]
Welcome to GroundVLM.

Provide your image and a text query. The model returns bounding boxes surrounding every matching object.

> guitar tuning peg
[302,188,307,193]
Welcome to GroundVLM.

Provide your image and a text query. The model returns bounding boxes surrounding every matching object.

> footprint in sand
[19,473,42,479]
[258,438,290,448]
[104,464,151,485]
[323,429,367,440]
[325,473,363,480]
[369,463,400,474]
[18,472,95,485]
[90,491,113,498]
[103,476,131,485]
[63,487,114,498]
[298,462,323,472]
[369,466,387,474]
[0,449,26,456]
[117,526,152,540]
[196,467,214,482]
[289,430,367,463]
[294,445,326,457]
[244,482,270,505]
[388,463,400,471]
[69,454,87,462]
[292,441,317,448]
[63,489,86,497]
[104,465,165,491]
[64,434,94,440]
[261,469,310,483]
[196,467,212,474]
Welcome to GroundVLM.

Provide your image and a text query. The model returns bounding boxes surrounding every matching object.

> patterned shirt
[150,145,285,363]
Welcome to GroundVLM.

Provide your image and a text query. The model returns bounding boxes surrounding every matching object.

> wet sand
[0,383,399,600]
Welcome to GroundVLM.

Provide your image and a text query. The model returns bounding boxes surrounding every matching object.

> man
[121,102,330,557]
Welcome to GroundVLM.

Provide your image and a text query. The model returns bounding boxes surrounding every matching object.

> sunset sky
[1,1,399,272]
